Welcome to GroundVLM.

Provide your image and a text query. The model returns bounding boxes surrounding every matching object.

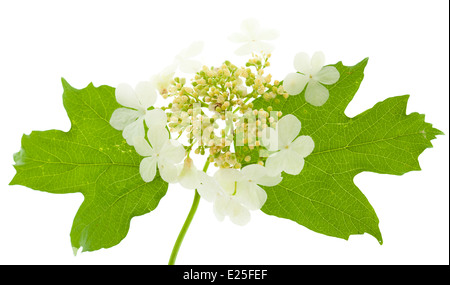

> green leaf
[10,79,168,253]
[252,58,442,244]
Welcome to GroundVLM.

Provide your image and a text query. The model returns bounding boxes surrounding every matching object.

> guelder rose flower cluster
[109,19,339,225]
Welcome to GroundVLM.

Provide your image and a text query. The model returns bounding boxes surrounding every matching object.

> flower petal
[234,42,258,56]
[228,201,251,226]
[277,114,301,147]
[178,41,204,58]
[161,63,178,74]
[241,164,268,182]
[132,136,154,157]
[293,52,311,74]
[283,72,308,96]
[236,182,267,210]
[228,32,250,43]
[158,158,178,183]
[305,80,330,106]
[197,172,220,202]
[179,59,202,74]
[161,140,186,163]
[311,51,325,75]
[110,108,140,130]
[291,135,315,158]
[151,64,176,93]
[266,149,305,175]
[256,171,282,186]
[161,139,185,164]
[213,195,229,222]
[140,157,157,182]
[122,117,145,145]
[179,170,200,190]
[314,66,340,85]
[257,28,279,41]
[115,83,140,110]
[264,151,286,174]
[135,81,157,109]
[214,168,242,196]
[282,150,305,175]
[240,18,260,38]
[145,108,167,128]
[147,125,168,152]
[253,41,275,54]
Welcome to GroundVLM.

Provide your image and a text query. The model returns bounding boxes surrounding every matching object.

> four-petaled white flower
[228,18,279,56]
[197,165,282,225]
[110,82,168,145]
[133,126,185,183]
[283,51,340,106]
[262,114,314,175]
[177,157,201,190]
[173,41,204,74]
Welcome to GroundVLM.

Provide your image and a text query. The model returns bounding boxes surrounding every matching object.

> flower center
[139,108,148,116]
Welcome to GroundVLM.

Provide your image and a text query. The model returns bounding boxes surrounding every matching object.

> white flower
[177,157,201,190]
[283,51,340,106]
[197,165,281,226]
[173,41,204,74]
[110,82,168,145]
[228,18,279,56]
[133,126,185,183]
[150,64,177,95]
[262,114,314,175]
[238,164,282,208]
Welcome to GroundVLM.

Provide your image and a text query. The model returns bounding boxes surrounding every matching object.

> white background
[0,0,448,265]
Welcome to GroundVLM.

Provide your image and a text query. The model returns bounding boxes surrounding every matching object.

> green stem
[168,158,210,265]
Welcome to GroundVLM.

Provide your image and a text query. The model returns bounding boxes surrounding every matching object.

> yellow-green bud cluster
[161,53,287,169]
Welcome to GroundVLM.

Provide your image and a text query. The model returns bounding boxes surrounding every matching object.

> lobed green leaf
[10,79,168,252]
[252,59,442,243]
